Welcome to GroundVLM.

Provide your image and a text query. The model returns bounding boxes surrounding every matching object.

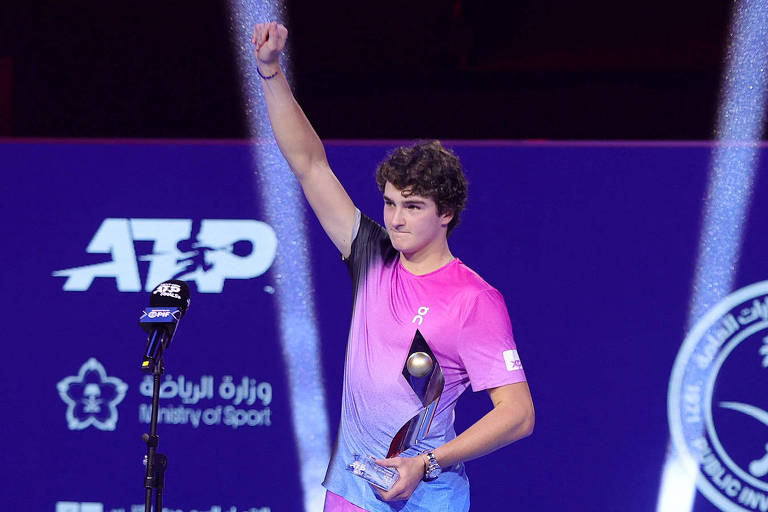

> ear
[439,209,454,228]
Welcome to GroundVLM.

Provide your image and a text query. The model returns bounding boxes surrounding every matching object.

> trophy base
[346,454,399,491]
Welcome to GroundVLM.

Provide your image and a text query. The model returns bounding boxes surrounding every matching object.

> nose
[391,206,406,227]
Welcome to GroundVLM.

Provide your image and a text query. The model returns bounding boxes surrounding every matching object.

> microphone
[139,280,191,373]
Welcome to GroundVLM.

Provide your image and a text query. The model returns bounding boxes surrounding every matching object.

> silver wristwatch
[423,450,441,481]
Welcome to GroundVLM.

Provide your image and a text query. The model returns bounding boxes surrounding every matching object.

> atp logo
[57,358,128,431]
[53,218,278,293]
[153,282,183,299]
[669,281,768,511]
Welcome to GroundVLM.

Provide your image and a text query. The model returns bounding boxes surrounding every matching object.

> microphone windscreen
[149,280,191,316]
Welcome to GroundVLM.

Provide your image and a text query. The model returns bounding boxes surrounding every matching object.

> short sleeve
[457,289,527,391]
[343,212,398,290]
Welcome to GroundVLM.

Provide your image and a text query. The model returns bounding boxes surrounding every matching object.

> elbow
[521,407,535,438]
[515,403,535,441]
[497,402,535,446]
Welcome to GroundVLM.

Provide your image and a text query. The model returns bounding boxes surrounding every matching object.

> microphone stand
[138,283,189,512]
[142,351,168,512]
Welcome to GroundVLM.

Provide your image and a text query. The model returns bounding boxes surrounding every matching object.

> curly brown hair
[375,140,468,235]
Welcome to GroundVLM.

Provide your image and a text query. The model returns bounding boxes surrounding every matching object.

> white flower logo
[57,358,128,431]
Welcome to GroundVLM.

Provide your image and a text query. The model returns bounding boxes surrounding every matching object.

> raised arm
[253,21,357,257]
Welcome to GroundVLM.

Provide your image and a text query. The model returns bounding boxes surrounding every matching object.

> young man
[253,22,534,512]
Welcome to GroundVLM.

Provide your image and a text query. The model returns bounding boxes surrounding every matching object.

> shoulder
[452,259,500,297]
[344,211,398,276]
[448,260,508,318]
[355,211,388,244]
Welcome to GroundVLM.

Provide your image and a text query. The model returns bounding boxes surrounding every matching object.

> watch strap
[422,450,441,481]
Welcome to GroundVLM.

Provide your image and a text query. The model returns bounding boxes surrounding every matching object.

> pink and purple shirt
[323,213,526,511]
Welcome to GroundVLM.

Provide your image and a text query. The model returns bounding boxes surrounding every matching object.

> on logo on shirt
[412,306,430,325]
[503,349,523,371]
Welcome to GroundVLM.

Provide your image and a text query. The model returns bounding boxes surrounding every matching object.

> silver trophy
[347,330,445,490]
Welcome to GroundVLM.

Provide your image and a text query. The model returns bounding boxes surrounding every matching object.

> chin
[388,232,404,247]
[389,232,421,254]
[390,239,407,252]
[395,242,422,257]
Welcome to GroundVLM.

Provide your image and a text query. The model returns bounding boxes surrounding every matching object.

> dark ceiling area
[0,1,738,139]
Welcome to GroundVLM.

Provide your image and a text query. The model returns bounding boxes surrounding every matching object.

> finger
[267,22,278,49]
[277,27,288,49]
[371,484,398,501]
[253,25,264,48]
[375,458,399,468]
[387,481,412,501]
[256,23,267,44]
[375,485,405,502]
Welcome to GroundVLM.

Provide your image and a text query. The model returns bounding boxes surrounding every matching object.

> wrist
[257,60,281,77]
[422,450,441,481]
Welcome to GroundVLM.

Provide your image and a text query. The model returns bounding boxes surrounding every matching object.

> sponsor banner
[3,140,768,511]
[137,374,273,429]
[1,142,302,511]
[57,358,128,431]
[56,360,275,432]
[669,282,768,512]
[53,218,278,293]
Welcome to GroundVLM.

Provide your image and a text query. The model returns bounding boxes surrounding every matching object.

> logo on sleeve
[503,349,523,371]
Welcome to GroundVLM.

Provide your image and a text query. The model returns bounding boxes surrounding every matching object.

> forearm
[258,60,329,180]
[375,387,533,502]
[432,383,534,468]
[252,23,356,255]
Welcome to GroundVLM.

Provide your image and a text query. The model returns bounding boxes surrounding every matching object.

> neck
[399,241,454,275]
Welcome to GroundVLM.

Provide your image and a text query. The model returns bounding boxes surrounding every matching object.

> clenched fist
[253,21,288,66]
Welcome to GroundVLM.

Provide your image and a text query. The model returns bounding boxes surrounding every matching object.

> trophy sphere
[407,352,433,377]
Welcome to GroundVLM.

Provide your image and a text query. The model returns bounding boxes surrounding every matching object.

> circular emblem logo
[669,281,768,511]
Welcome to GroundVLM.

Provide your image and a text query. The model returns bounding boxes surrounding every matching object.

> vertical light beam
[687,1,768,326]
[227,4,330,512]
[657,2,768,512]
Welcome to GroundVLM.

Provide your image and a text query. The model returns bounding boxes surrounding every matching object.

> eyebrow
[382,195,427,205]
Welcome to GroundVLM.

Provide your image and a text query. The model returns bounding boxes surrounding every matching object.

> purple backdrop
[2,140,767,512]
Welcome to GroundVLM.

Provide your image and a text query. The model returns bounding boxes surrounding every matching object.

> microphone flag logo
[153,282,182,299]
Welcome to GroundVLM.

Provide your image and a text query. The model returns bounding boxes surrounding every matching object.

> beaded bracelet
[257,66,279,80]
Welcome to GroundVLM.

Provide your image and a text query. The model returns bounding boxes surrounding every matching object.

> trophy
[347,330,445,490]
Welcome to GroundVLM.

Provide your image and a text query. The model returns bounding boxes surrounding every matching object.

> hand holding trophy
[346,331,445,490]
